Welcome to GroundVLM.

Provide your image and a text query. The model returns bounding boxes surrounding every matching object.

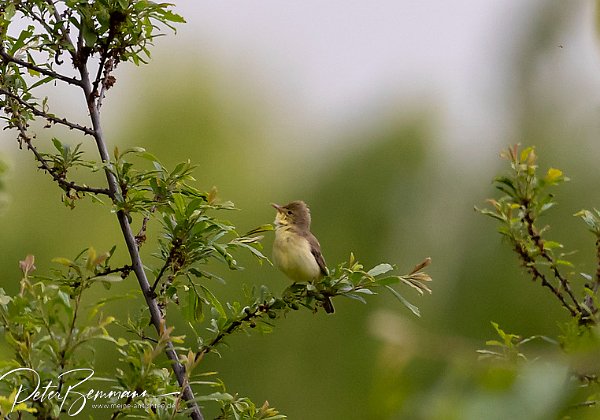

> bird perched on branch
[271,200,334,314]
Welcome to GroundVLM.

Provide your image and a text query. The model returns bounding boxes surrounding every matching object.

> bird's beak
[271,203,283,213]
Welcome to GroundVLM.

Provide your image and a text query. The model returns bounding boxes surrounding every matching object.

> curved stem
[0,48,81,87]
[0,88,94,135]
[523,211,583,314]
[13,121,111,196]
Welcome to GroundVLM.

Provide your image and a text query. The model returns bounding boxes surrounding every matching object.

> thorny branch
[1,4,205,419]
[514,240,577,317]
[522,209,583,314]
[73,34,205,420]
[0,48,81,87]
[195,304,271,363]
[13,120,111,196]
[0,87,94,135]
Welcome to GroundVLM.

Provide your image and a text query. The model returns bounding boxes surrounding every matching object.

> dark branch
[0,88,94,135]
[43,0,77,60]
[584,238,600,315]
[5,4,204,417]
[514,241,577,317]
[594,237,600,297]
[135,204,156,249]
[0,48,81,87]
[523,210,584,314]
[19,4,54,36]
[97,264,133,278]
[150,243,179,294]
[13,121,111,196]
[193,286,333,362]
[195,304,270,362]
[96,58,114,111]
[75,46,204,420]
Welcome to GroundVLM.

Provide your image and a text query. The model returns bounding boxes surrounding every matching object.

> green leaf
[52,138,64,153]
[354,288,376,295]
[57,290,71,308]
[138,150,160,162]
[556,259,574,268]
[342,293,367,304]
[201,285,226,320]
[173,193,186,215]
[184,289,204,323]
[543,241,563,250]
[491,322,504,339]
[243,224,275,236]
[476,207,506,222]
[81,22,98,47]
[539,202,557,214]
[385,285,420,317]
[374,276,400,286]
[575,209,600,234]
[233,241,269,263]
[367,263,394,277]
[545,167,564,184]
[52,257,75,267]
[0,289,12,306]
[213,244,238,269]
[494,176,516,194]
[197,392,235,402]
[121,147,146,156]
[4,4,16,21]
[90,274,123,283]
[162,10,186,23]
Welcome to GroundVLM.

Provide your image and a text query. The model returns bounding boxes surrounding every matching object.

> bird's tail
[323,296,335,314]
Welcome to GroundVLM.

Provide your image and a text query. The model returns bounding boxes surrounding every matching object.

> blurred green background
[3,1,600,419]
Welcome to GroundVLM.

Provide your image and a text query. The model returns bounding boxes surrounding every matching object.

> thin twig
[20,5,55,34]
[75,44,204,420]
[514,241,577,317]
[584,237,600,315]
[96,58,113,111]
[523,210,583,314]
[151,262,170,294]
[14,121,111,196]
[195,305,269,362]
[44,0,75,53]
[56,285,84,394]
[595,237,600,295]
[5,4,204,417]
[0,88,94,135]
[0,48,81,87]
[135,204,156,249]
[96,264,133,278]
[151,242,179,293]
[192,284,339,362]
[570,400,598,409]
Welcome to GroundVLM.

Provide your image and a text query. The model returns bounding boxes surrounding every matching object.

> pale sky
[2,1,600,163]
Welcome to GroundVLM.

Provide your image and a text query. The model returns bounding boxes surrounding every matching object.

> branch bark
[514,241,577,317]
[0,88,94,135]
[523,210,584,315]
[5,4,204,417]
[75,44,204,420]
[0,48,82,87]
[12,121,111,196]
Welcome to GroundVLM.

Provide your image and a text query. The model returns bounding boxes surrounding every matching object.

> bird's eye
[287,210,293,215]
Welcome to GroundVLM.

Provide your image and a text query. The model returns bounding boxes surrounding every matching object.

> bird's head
[271,201,311,230]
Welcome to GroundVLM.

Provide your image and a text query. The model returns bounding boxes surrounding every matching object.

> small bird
[271,201,335,313]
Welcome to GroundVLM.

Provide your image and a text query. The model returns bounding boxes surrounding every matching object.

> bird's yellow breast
[273,228,321,282]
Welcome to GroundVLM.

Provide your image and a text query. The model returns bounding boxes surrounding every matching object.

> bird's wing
[306,233,329,277]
